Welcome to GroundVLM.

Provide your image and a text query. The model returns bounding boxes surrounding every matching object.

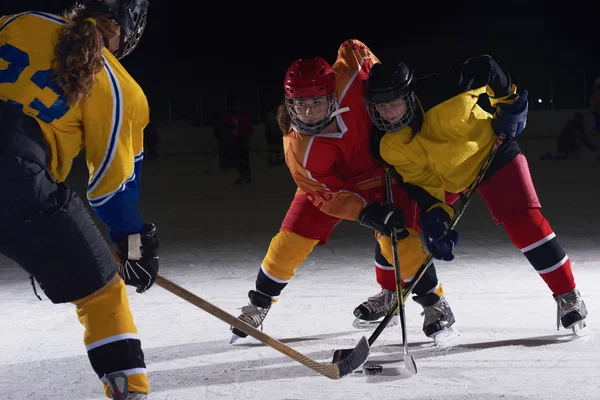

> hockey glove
[491,90,528,138]
[419,204,458,261]
[359,202,409,239]
[115,223,159,293]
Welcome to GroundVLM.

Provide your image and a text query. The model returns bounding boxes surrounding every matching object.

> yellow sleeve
[0,14,11,26]
[82,53,148,241]
[380,133,446,203]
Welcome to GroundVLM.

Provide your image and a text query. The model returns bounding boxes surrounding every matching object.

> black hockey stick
[385,168,418,374]
[333,134,505,363]
[155,275,369,379]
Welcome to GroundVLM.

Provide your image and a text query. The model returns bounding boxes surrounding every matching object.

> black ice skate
[413,293,459,345]
[352,289,399,329]
[554,288,588,336]
[105,372,147,400]
[230,290,271,344]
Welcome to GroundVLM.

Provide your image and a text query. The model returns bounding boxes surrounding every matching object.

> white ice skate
[555,289,589,337]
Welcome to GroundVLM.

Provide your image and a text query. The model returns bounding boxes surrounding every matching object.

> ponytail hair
[276,101,291,135]
[53,5,119,106]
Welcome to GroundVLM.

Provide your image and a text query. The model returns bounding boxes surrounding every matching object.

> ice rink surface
[1,138,598,399]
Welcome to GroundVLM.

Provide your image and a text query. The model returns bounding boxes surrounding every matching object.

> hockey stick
[385,168,418,375]
[154,275,369,379]
[333,134,505,363]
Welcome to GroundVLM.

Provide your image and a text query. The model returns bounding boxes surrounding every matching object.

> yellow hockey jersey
[0,11,148,240]
[380,55,517,205]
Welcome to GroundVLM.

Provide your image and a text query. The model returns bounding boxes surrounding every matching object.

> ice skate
[414,293,459,345]
[352,289,399,329]
[230,290,271,343]
[555,288,588,336]
[105,372,147,400]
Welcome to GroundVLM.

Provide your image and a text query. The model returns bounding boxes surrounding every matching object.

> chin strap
[330,106,350,118]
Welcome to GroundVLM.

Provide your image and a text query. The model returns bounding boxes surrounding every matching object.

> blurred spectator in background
[264,105,284,165]
[540,112,597,160]
[224,103,254,183]
[212,105,234,170]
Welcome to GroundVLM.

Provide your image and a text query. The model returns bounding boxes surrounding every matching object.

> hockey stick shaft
[386,169,418,374]
[154,275,369,379]
[367,134,506,346]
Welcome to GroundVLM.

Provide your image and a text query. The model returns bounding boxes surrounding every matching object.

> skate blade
[352,315,399,330]
[570,320,589,337]
[230,333,245,344]
[431,325,460,346]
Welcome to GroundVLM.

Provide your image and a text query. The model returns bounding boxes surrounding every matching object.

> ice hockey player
[230,40,458,345]
[0,1,157,399]
[364,56,587,334]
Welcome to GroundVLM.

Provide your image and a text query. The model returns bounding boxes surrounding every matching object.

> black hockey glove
[115,223,159,293]
[419,204,458,261]
[359,202,409,239]
[491,90,528,138]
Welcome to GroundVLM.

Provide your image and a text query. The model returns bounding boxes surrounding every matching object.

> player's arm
[379,133,457,260]
[83,71,144,242]
[286,138,367,221]
[82,60,158,292]
[333,39,381,77]
[380,134,445,208]
[456,55,527,138]
[456,55,517,104]
[0,14,12,26]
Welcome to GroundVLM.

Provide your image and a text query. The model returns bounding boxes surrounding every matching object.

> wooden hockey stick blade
[155,275,369,379]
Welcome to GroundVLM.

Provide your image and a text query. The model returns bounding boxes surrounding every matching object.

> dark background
[4,1,598,123]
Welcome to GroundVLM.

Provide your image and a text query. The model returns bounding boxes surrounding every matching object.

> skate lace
[420,298,449,327]
[555,290,582,329]
[239,304,270,330]
[364,289,395,312]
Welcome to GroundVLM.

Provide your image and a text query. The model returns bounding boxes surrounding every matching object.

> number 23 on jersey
[0,43,70,123]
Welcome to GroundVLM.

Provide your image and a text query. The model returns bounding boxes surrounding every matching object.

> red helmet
[284,57,336,99]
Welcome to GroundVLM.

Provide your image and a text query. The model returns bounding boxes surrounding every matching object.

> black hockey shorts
[0,105,117,303]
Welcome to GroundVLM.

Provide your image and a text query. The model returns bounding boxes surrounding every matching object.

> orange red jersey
[283,39,384,221]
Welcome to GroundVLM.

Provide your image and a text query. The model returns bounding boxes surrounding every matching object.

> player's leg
[477,151,587,331]
[0,154,148,398]
[231,194,340,341]
[355,184,457,340]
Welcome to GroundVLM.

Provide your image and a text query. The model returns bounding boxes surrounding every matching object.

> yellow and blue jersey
[0,11,149,240]
[379,55,518,207]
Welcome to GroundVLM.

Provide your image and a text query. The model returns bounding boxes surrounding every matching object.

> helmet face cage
[115,0,148,59]
[365,88,416,132]
[83,0,148,59]
[285,93,336,134]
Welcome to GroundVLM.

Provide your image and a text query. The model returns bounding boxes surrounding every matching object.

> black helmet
[364,61,417,132]
[83,0,149,59]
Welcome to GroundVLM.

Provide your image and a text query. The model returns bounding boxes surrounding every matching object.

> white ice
[1,138,599,400]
